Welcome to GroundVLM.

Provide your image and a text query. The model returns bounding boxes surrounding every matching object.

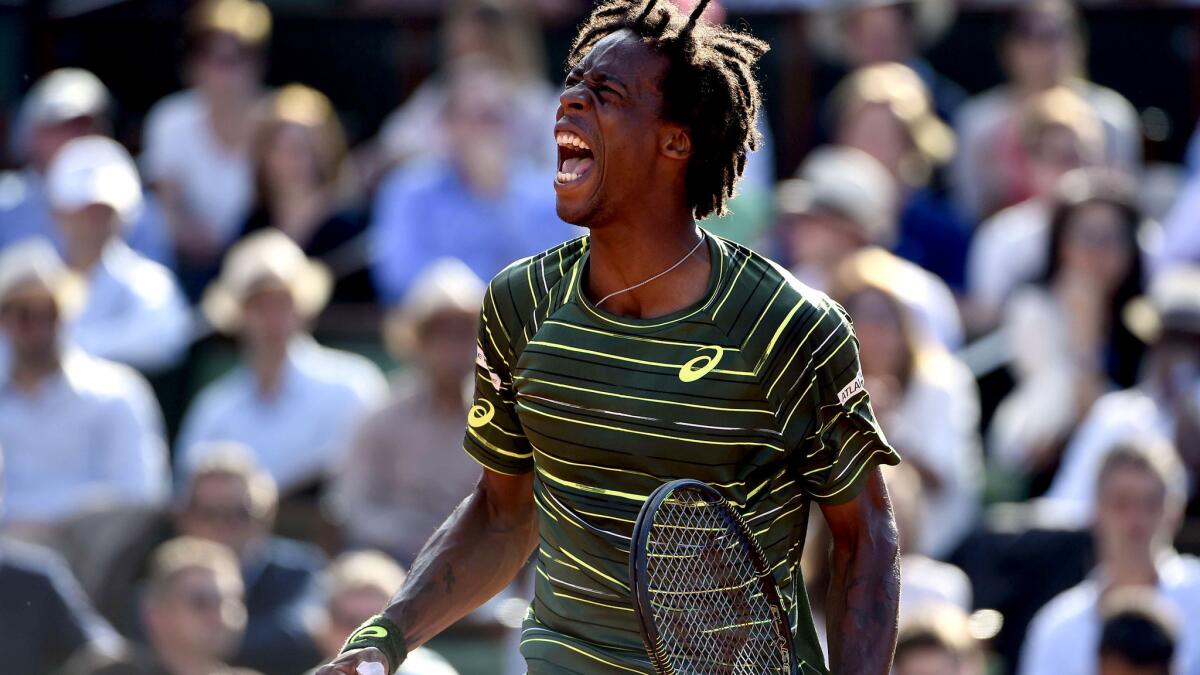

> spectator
[45,135,192,373]
[990,169,1148,491]
[883,463,973,616]
[240,84,373,303]
[0,68,173,266]
[176,446,325,675]
[893,605,986,675]
[965,86,1105,329]
[1047,265,1200,516]
[1156,170,1200,274]
[776,145,963,349]
[143,0,270,297]
[0,238,168,535]
[84,536,261,675]
[1098,588,1179,675]
[952,0,1139,220]
[833,253,982,558]
[376,0,557,172]
[831,62,971,290]
[177,229,387,493]
[811,0,965,121]
[1019,442,1200,675]
[0,447,126,675]
[331,259,485,564]
[368,59,578,304]
[311,550,458,675]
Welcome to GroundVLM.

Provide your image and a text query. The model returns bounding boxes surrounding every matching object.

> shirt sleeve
[462,280,532,475]
[784,300,900,504]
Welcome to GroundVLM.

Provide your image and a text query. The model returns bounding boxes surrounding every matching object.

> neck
[428,373,468,411]
[156,645,223,675]
[10,354,59,392]
[67,242,107,273]
[1103,548,1160,589]
[585,201,709,319]
[249,341,289,398]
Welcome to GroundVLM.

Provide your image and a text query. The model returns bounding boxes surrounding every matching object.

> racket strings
[645,489,790,674]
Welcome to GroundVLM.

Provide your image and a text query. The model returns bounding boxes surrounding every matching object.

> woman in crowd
[990,168,1148,493]
[832,62,971,290]
[831,248,983,559]
[241,84,372,302]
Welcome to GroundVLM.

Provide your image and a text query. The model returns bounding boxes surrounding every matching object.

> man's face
[554,30,680,227]
[190,32,260,101]
[0,286,61,366]
[1030,126,1089,197]
[178,473,264,558]
[319,588,390,658]
[55,203,121,260]
[894,647,964,675]
[147,568,245,662]
[844,5,913,67]
[782,212,867,281]
[1005,15,1078,90]
[240,286,300,351]
[1095,465,1169,562]
[416,310,478,387]
[1099,655,1171,675]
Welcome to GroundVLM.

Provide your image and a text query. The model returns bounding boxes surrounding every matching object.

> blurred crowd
[0,0,1198,673]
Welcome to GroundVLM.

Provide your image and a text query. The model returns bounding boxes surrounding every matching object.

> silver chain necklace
[595,231,706,308]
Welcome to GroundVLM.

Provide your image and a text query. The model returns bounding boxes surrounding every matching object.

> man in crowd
[369,58,577,304]
[331,258,486,564]
[46,135,192,373]
[777,144,963,349]
[313,551,458,675]
[0,447,126,674]
[0,68,173,265]
[0,238,168,541]
[177,229,386,495]
[84,536,261,675]
[1098,589,1179,675]
[176,444,326,675]
[1048,265,1200,519]
[1020,441,1200,675]
[892,606,985,675]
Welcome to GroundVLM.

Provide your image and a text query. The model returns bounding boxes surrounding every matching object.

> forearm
[383,475,538,650]
[823,475,901,674]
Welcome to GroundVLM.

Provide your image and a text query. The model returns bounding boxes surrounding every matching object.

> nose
[559,82,591,114]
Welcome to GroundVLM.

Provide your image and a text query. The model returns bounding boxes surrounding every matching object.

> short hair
[186,0,271,51]
[566,0,768,219]
[324,550,407,602]
[147,536,243,600]
[182,442,278,518]
[1099,587,1178,669]
[1018,86,1104,161]
[1096,440,1187,508]
[895,605,979,664]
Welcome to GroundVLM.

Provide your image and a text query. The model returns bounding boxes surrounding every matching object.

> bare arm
[318,468,538,673]
[819,468,900,675]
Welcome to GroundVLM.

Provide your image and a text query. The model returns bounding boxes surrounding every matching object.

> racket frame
[629,478,798,675]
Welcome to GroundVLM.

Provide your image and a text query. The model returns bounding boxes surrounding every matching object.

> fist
[313,647,389,675]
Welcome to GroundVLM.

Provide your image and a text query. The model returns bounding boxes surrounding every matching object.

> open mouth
[555,130,595,185]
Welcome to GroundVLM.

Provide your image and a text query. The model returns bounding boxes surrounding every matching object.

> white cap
[21,68,110,127]
[385,258,484,356]
[776,145,898,246]
[45,135,143,225]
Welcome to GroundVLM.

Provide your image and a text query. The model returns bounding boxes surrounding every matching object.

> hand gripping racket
[629,479,797,674]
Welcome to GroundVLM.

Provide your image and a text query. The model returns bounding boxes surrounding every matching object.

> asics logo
[678,346,724,383]
[350,625,389,642]
[467,400,495,428]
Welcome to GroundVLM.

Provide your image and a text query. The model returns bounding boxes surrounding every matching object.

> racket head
[629,479,797,675]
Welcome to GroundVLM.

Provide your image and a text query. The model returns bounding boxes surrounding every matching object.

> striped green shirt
[464,232,900,674]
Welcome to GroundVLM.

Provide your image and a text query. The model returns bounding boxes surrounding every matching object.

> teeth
[555,131,590,151]
[556,171,581,183]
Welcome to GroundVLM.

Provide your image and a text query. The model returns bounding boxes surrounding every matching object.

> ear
[660,124,692,161]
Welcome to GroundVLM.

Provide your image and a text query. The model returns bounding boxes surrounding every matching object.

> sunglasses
[173,588,227,613]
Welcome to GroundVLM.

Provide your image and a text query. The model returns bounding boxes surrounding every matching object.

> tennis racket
[629,479,797,674]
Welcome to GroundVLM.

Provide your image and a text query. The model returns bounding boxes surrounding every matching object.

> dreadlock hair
[567,0,768,220]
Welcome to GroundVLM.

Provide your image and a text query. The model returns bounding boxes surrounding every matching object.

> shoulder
[185,368,248,420]
[1080,82,1138,121]
[1027,580,1098,641]
[0,539,73,585]
[145,90,201,133]
[63,351,156,407]
[109,246,183,302]
[484,235,589,322]
[295,341,388,402]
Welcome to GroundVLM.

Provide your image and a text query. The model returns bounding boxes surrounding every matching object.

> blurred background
[0,0,1198,674]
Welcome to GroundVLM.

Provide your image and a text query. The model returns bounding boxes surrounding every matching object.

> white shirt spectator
[177,336,387,492]
[1046,387,1179,518]
[142,91,254,246]
[1157,175,1200,273]
[0,349,168,524]
[69,240,191,373]
[1019,553,1200,675]
[967,199,1051,319]
[885,353,982,557]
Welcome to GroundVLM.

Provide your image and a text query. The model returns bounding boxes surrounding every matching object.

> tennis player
[319,1,901,673]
